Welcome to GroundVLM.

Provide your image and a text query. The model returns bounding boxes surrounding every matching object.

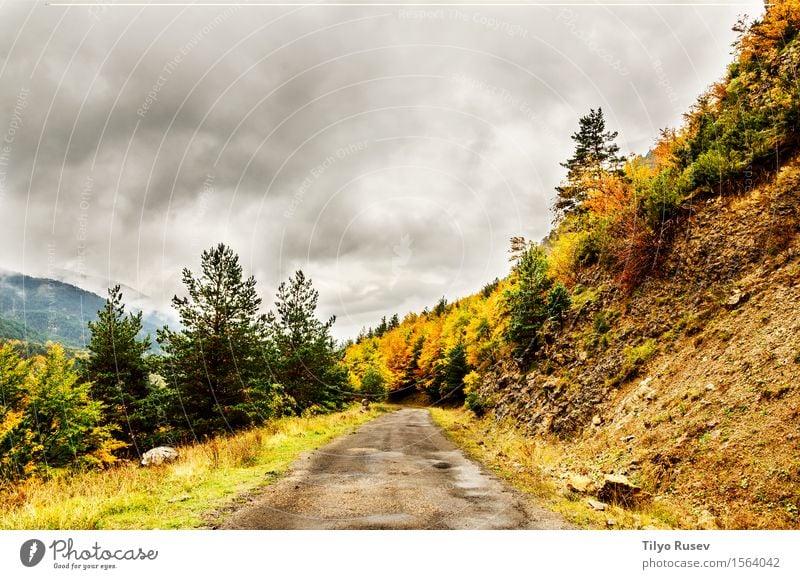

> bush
[0,344,124,481]
[360,366,388,401]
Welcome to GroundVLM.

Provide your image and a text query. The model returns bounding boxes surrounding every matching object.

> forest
[342,2,800,411]
[1,244,347,481]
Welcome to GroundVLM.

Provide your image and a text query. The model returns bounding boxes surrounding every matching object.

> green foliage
[546,283,571,323]
[505,244,554,359]
[265,270,346,412]
[555,107,625,221]
[593,311,611,335]
[429,342,471,403]
[87,286,157,456]
[158,243,272,437]
[359,365,388,401]
[481,278,501,298]
[0,344,123,481]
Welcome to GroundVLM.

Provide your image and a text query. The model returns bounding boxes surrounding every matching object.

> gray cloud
[0,1,760,339]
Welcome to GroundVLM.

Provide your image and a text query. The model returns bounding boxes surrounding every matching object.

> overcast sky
[0,0,763,340]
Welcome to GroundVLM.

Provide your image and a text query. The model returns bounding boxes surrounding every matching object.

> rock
[587,499,608,511]
[598,474,642,506]
[705,383,716,391]
[592,415,602,426]
[361,398,370,408]
[167,494,191,503]
[141,446,179,467]
[697,509,718,530]
[725,291,749,309]
[567,474,596,494]
[606,518,617,528]
[621,435,636,443]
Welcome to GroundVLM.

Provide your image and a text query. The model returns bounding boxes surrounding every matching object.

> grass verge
[0,404,390,530]
[429,406,678,529]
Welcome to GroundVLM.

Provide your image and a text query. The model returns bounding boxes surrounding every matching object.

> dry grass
[0,404,389,529]
[430,406,686,529]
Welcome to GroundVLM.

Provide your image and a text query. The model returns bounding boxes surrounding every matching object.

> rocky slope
[474,159,800,528]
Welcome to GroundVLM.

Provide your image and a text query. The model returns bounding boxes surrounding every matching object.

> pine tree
[158,243,269,436]
[87,285,153,456]
[555,107,625,221]
[265,270,346,411]
[504,244,553,360]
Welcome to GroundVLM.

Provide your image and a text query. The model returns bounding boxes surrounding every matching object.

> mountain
[0,271,167,350]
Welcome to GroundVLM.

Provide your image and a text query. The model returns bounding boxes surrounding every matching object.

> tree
[87,285,153,456]
[265,270,346,411]
[438,342,470,403]
[555,107,625,221]
[359,365,387,401]
[158,243,270,437]
[504,243,553,360]
[546,282,571,324]
[0,344,123,480]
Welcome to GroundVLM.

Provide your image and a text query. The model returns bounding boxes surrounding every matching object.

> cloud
[0,1,759,339]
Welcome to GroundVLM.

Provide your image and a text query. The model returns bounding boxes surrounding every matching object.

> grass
[0,404,390,530]
[429,406,680,530]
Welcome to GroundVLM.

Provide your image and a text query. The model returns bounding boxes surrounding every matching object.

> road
[220,408,570,530]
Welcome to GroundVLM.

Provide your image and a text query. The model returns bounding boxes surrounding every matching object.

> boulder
[592,415,602,426]
[587,499,608,511]
[725,291,749,309]
[598,474,642,506]
[567,474,596,494]
[361,398,370,408]
[141,446,179,467]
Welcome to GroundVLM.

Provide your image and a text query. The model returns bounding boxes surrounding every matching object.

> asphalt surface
[220,408,570,530]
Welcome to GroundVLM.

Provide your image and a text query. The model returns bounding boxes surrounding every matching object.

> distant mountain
[0,271,167,350]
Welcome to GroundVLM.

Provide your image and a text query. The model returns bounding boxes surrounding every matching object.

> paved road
[220,408,570,530]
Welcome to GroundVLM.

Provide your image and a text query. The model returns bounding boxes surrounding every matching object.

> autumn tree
[0,344,123,480]
[555,107,625,221]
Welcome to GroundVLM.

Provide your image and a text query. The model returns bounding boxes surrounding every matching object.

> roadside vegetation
[0,404,388,530]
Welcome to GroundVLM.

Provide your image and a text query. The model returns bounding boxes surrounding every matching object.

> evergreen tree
[359,365,387,401]
[158,243,270,436]
[504,243,553,360]
[265,270,346,411]
[87,285,153,456]
[546,282,572,324]
[555,107,625,220]
[440,342,470,402]
[374,316,388,337]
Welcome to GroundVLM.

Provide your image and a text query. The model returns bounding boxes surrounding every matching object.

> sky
[0,0,764,341]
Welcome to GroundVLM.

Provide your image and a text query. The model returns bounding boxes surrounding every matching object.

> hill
[0,270,166,350]
[342,2,800,529]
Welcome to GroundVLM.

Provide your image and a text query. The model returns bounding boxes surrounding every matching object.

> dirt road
[220,408,569,529]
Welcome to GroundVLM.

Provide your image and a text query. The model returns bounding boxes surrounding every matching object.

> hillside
[342,2,800,529]
[0,271,166,350]
[471,159,800,529]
